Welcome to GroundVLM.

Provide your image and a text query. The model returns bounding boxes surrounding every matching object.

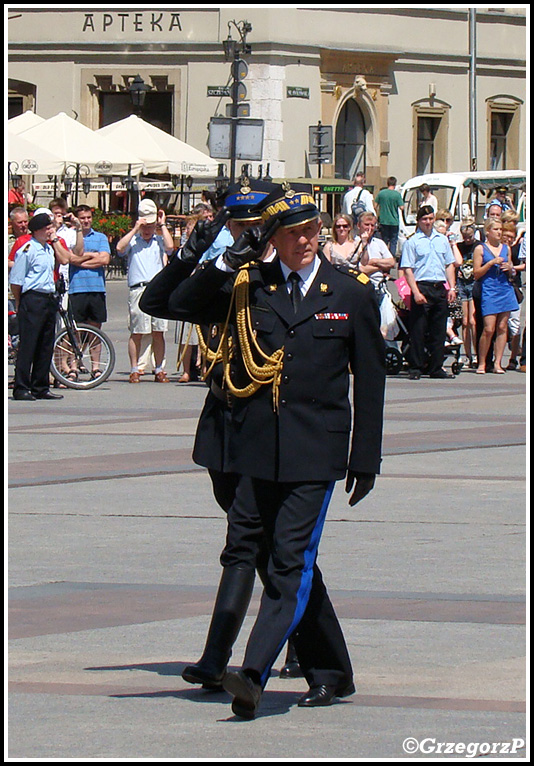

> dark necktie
[288,271,302,313]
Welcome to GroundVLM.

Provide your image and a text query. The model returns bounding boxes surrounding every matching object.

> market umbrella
[8,110,46,135]
[18,112,144,176]
[8,130,66,176]
[97,114,219,177]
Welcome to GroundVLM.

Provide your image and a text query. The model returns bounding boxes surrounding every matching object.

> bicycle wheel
[50,324,116,390]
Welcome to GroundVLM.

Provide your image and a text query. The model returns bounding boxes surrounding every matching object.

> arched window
[8,79,36,118]
[335,99,366,180]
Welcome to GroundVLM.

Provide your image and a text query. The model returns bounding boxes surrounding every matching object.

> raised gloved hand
[223,217,281,270]
[180,207,232,264]
[345,471,376,506]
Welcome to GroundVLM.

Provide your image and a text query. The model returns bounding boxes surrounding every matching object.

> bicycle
[50,277,116,390]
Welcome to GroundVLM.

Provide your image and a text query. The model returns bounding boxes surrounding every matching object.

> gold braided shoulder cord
[215,266,284,411]
[196,323,230,379]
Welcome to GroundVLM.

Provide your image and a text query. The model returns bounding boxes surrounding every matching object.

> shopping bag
[380,291,400,340]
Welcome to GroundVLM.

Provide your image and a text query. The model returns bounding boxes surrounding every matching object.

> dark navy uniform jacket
[139,255,231,474]
[167,252,386,484]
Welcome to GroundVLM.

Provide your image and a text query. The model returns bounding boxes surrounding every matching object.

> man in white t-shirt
[116,199,175,383]
[341,172,375,222]
[354,212,396,301]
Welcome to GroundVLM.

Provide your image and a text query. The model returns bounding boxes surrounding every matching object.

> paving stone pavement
[7,279,527,760]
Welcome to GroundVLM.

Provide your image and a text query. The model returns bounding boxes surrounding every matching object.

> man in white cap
[116,199,175,382]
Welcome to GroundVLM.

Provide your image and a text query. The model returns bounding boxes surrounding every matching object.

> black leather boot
[182,566,255,689]
[279,636,304,678]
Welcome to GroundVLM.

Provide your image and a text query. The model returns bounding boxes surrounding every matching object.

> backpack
[350,189,367,222]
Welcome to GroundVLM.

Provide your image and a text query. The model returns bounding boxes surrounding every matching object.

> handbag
[513,283,524,304]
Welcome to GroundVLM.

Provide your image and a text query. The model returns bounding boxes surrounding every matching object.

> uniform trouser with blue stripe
[226,476,353,689]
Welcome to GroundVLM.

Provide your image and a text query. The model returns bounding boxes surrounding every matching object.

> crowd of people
[8,172,526,399]
[331,176,527,379]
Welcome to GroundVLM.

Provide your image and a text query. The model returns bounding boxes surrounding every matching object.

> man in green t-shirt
[375,176,404,256]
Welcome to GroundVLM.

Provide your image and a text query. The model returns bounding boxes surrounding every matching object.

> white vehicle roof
[402,170,526,192]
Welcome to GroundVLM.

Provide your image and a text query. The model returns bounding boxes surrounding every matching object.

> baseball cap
[138,198,158,223]
[33,207,53,219]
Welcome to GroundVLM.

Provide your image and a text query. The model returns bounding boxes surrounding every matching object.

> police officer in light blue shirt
[400,205,457,379]
[10,213,69,400]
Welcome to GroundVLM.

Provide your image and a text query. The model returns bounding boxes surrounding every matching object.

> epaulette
[335,263,370,285]
[23,243,32,252]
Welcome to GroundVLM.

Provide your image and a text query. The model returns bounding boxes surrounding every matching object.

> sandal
[90,370,102,380]
[67,370,78,381]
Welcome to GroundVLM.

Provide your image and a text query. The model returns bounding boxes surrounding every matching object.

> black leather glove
[345,471,376,507]
[223,217,281,270]
[180,207,232,264]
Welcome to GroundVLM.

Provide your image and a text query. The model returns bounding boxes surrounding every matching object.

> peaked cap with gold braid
[251,181,320,229]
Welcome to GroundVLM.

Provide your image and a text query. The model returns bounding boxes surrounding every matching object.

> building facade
[8,6,527,194]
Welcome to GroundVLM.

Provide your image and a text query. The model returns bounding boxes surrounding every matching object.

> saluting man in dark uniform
[140,180,305,687]
[167,183,386,719]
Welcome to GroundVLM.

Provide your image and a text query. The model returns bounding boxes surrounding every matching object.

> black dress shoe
[33,391,64,399]
[222,670,262,719]
[298,682,355,708]
[429,369,455,379]
[279,660,304,679]
[12,391,36,401]
[408,370,421,380]
[182,663,224,691]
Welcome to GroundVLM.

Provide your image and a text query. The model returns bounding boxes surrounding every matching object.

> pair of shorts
[508,308,521,336]
[69,292,107,324]
[457,281,474,302]
[128,286,168,334]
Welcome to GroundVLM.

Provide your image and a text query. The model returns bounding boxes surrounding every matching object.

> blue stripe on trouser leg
[258,481,335,687]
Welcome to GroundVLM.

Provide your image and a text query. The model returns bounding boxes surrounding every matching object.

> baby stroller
[379,277,464,377]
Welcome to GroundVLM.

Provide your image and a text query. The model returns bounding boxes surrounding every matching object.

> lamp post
[223,20,252,184]
[63,163,90,206]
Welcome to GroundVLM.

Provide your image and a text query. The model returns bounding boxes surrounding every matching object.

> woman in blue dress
[473,218,518,374]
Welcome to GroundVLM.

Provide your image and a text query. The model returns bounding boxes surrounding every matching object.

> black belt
[416,281,446,289]
[210,379,233,408]
[130,281,150,289]
[23,289,56,298]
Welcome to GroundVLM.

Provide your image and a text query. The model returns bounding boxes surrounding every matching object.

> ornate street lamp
[215,163,229,192]
[8,162,22,191]
[63,163,90,205]
[128,74,152,115]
